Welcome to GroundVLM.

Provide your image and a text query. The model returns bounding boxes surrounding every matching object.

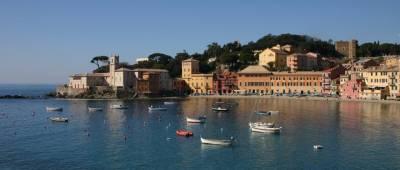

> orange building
[238,65,324,95]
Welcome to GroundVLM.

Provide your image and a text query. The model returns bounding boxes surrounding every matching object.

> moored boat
[186,116,206,123]
[248,122,274,128]
[254,111,270,116]
[176,129,193,137]
[88,107,103,112]
[148,105,167,111]
[200,137,234,146]
[49,116,68,122]
[46,107,63,112]
[313,145,324,150]
[110,105,128,109]
[212,107,228,111]
[251,126,282,133]
[164,101,176,105]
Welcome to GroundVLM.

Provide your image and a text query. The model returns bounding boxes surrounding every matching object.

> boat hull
[251,127,281,133]
[186,117,206,123]
[88,107,103,112]
[46,107,63,112]
[200,137,232,146]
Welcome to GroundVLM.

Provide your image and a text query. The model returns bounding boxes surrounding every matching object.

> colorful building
[258,44,291,68]
[181,58,214,94]
[237,65,324,95]
[360,65,400,100]
[213,69,238,94]
[340,73,364,99]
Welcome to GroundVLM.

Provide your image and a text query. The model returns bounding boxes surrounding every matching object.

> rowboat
[248,122,274,128]
[254,110,279,115]
[148,106,167,111]
[164,101,177,105]
[212,107,228,111]
[176,129,193,137]
[251,126,282,133]
[110,105,128,109]
[186,116,206,123]
[88,107,103,112]
[46,107,63,112]
[200,137,234,146]
[49,116,68,122]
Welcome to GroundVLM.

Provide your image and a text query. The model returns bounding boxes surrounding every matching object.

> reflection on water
[1,98,400,169]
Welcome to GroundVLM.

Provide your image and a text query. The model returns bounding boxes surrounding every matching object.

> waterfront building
[237,65,324,95]
[360,65,400,100]
[213,67,238,94]
[258,44,291,68]
[339,73,364,99]
[384,55,400,67]
[62,55,172,96]
[335,40,357,59]
[360,86,389,100]
[323,65,345,95]
[181,58,214,94]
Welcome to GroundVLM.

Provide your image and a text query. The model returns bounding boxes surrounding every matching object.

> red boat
[176,129,193,137]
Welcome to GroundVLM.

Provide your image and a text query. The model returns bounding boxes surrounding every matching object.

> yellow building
[181,58,214,94]
[360,65,400,99]
[258,44,291,68]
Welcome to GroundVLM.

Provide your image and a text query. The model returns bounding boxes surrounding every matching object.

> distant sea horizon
[0,84,56,96]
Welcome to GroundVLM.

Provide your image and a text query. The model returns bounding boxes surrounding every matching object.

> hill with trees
[92,33,400,77]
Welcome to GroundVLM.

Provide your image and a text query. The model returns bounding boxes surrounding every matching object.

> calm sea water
[0,84,55,96]
[1,87,400,169]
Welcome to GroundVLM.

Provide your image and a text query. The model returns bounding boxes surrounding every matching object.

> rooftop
[132,68,169,73]
[238,65,270,74]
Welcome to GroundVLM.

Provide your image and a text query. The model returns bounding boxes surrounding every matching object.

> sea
[0,84,400,169]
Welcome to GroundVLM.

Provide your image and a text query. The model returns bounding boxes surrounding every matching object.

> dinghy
[49,116,68,122]
[200,137,234,146]
[110,105,128,109]
[46,107,63,112]
[186,116,206,123]
[176,129,193,137]
[148,105,167,111]
[88,107,103,112]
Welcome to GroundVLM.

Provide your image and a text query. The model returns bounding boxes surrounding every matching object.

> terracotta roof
[238,65,271,74]
[363,65,399,72]
[272,71,324,76]
[116,67,134,72]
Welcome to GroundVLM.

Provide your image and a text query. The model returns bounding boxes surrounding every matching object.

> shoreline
[3,95,399,104]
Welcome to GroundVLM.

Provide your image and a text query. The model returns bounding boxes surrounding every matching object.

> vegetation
[92,34,400,77]
[90,56,109,68]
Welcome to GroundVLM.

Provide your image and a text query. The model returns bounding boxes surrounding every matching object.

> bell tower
[109,54,119,87]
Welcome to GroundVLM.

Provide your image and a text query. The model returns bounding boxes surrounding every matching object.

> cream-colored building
[258,44,291,68]
[181,58,214,94]
[360,65,400,99]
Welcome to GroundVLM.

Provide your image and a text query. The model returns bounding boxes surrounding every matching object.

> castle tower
[181,58,199,79]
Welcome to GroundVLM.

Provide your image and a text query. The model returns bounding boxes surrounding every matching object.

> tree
[90,56,109,68]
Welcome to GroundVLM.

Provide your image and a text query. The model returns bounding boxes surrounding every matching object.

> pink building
[340,74,365,99]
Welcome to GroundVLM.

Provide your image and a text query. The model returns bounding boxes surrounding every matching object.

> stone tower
[181,58,199,79]
[109,54,119,87]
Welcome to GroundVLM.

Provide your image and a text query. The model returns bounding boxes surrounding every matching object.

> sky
[1,0,400,84]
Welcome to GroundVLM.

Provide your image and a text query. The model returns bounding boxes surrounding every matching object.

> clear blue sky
[1,0,399,84]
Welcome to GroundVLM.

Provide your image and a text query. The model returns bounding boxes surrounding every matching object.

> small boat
[110,105,128,109]
[49,116,68,122]
[88,107,103,112]
[248,122,275,128]
[186,116,206,123]
[251,126,281,133]
[212,107,228,111]
[200,137,234,146]
[314,145,323,150]
[254,110,279,115]
[46,107,63,112]
[254,111,271,116]
[164,101,177,105]
[176,129,193,137]
[148,105,167,111]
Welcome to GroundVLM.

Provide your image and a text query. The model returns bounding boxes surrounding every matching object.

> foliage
[90,56,109,68]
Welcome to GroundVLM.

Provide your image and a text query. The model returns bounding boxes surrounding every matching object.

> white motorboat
[254,111,271,116]
[148,106,167,111]
[314,145,323,150]
[212,107,228,111]
[164,101,177,105]
[88,107,103,112]
[248,122,275,128]
[251,126,281,133]
[46,107,63,112]
[110,105,128,109]
[49,116,68,122]
[186,116,206,123]
[200,137,233,146]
